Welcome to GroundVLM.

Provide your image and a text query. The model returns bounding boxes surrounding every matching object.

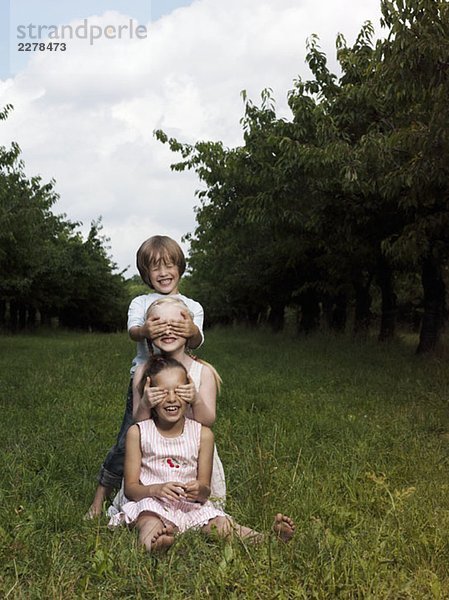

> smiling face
[149,302,188,353]
[152,366,188,425]
[148,254,180,295]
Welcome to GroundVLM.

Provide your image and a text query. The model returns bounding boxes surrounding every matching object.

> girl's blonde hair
[146,297,222,392]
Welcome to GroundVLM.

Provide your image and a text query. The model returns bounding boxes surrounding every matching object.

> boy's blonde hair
[146,297,222,392]
[136,235,186,287]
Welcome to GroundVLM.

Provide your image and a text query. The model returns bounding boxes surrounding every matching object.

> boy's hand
[170,311,197,339]
[175,375,196,405]
[184,480,209,503]
[142,376,167,408]
[154,482,186,501]
[143,315,169,340]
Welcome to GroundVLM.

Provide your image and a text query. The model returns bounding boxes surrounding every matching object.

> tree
[156,92,313,331]
[0,106,128,331]
[367,0,449,351]
[155,1,449,353]
[58,220,128,332]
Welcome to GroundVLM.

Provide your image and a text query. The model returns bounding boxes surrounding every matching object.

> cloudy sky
[0,0,382,276]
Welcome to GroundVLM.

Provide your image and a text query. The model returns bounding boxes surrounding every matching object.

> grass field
[1,328,449,599]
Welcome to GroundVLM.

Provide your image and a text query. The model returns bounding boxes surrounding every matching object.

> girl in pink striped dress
[109,356,295,552]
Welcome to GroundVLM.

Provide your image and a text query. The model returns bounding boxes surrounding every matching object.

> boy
[88,236,204,518]
[128,235,203,370]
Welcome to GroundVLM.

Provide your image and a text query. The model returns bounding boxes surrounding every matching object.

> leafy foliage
[0,109,128,331]
[156,0,449,352]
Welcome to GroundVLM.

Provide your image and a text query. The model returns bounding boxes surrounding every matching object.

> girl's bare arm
[190,365,217,426]
[123,425,145,500]
[132,364,150,421]
[184,426,214,503]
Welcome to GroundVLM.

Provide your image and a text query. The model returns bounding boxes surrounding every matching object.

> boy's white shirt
[127,292,204,374]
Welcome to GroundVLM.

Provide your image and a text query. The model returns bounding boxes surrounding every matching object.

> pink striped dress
[108,418,227,532]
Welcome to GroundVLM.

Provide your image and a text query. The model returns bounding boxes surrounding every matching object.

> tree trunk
[241,308,260,327]
[322,295,333,329]
[377,257,397,342]
[323,293,347,333]
[297,289,320,334]
[268,301,285,332]
[353,277,372,336]
[18,304,27,329]
[9,300,19,331]
[28,306,37,328]
[416,256,446,354]
[0,300,6,327]
[331,293,347,333]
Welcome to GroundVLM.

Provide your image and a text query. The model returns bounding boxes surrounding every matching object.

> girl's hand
[175,375,196,405]
[142,376,167,408]
[184,480,209,503]
[154,482,186,501]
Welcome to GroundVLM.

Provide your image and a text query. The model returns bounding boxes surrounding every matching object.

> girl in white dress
[108,297,225,516]
[132,297,226,507]
[109,356,295,552]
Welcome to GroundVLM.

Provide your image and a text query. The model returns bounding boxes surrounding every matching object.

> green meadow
[1,329,449,599]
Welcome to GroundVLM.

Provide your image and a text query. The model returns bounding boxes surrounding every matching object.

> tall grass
[1,328,449,598]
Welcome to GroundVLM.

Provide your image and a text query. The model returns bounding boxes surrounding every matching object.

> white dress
[187,360,226,508]
[108,418,227,532]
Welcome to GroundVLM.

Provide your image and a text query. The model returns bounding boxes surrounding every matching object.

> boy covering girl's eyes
[129,238,203,350]
[87,235,205,518]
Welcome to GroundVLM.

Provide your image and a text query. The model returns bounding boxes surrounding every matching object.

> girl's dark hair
[137,356,188,398]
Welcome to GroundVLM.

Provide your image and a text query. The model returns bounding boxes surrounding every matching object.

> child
[109,296,226,511]
[129,235,204,368]
[109,356,295,552]
[88,236,205,518]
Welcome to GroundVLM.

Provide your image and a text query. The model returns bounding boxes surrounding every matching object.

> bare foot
[151,523,174,542]
[151,523,176,552]
[272,513,295,542]
[152,533,175,552]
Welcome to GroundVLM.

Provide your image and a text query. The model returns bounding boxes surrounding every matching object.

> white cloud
[0,0,382,276]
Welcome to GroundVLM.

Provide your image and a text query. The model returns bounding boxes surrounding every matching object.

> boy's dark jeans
[98,379,133,489]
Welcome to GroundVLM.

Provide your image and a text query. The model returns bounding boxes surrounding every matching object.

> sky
[0,0,383,276]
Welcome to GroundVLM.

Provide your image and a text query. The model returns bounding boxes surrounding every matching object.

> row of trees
[0,105,128,331]
[156,0,449,353]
